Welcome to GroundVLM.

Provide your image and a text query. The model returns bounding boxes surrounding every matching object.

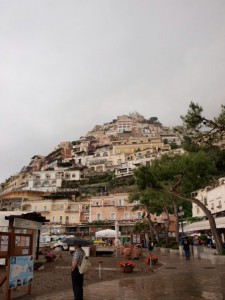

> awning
[183,216,225,232]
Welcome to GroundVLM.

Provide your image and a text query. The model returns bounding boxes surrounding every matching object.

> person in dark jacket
[182,239,190,260]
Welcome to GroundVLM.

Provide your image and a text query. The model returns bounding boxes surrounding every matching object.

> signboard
[0,235,9,252]
[13,218,42,230]
[9,255,34,289]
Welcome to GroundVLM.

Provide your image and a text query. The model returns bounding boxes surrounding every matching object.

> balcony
[65,208,79,213]
[81,209,90,213]
[39,210,50,213]
[115,205,127,208]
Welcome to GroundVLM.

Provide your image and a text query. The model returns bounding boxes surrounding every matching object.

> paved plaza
[26,252,225,300]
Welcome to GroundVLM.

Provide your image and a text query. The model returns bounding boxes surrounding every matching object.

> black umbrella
[62,237,93,247]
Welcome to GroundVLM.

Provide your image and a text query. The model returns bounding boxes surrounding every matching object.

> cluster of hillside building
[0,113,224,240]
[0,113,183,194]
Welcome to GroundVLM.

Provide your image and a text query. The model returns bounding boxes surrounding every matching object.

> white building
[27,169,83,192]
[192,178,225,218]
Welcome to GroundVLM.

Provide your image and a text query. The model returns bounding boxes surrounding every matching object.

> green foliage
[150,151,216,196]
[133,221,149,233]
[88,173,113,184]
[134,166,160,190]
[200,234,207,241]
[181,102,225,145]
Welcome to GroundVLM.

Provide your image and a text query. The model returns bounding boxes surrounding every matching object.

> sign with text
[13,218,42,230]
[9,255,34,289]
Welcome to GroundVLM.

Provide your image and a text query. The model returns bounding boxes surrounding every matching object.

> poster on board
[9,255,34,289]
[0,235,8,251]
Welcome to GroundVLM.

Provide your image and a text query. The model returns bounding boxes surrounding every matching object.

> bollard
[98,260,103,279]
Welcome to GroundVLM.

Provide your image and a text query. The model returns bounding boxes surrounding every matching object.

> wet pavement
[27,253,225,300]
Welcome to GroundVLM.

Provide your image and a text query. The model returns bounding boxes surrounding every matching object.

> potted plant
[34,260,45,270]
[45,251,56,262]
[119,261,135,273]
[145,254,158,265]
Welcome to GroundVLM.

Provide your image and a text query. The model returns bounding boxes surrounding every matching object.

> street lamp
[178,206,184,237]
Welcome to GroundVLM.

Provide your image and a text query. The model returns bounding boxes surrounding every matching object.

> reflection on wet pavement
[24,253,225,300]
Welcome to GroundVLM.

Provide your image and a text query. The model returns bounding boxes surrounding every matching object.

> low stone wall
[190,246,225,264]
[192,246,217,260]
[211,255,225,265]
[170,249,179,255]
[160,247,170,254]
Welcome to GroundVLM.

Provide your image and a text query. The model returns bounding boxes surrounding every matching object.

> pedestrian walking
[71,243,85,300]
[182,239,190,260]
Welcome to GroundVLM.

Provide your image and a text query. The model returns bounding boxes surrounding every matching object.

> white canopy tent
[95,229,121,238]
[183,216,225,233]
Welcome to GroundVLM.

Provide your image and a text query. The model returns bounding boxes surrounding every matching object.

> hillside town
[0,113,184,236]
[0,112,225,246]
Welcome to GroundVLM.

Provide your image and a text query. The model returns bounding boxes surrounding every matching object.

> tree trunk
[172,200,179,243]
[146,213,154,241]
[164,207,170,244]
[173,192,223,254]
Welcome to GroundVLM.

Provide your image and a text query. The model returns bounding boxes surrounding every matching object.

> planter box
[160,247,170,254]
[153,246,160,252]
[179,245,184,256]
[170,249,179,255]
[211,255,225,265]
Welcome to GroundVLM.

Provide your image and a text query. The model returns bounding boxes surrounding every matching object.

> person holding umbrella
[71,242,85,300]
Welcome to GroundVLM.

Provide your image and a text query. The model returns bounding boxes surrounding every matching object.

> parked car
[53,241,69,251]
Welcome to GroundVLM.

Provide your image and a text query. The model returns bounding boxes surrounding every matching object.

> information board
[9,255,34,289]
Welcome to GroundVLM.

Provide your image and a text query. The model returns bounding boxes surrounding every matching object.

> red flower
[145,254,158,265]
[119,261,135,268]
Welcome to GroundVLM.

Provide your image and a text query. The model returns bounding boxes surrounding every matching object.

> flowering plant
[45,251,56,262]
[145,254,158,265]
[119,261,135,269]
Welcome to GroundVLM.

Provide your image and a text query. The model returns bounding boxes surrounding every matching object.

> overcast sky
[0,0,225,183]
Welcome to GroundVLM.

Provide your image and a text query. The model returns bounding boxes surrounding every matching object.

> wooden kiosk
[0,212,49,300]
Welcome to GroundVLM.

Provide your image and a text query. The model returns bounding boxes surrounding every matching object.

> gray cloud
[0,0,225,182]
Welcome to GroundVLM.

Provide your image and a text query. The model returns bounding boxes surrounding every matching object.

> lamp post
[178,206,184,237]
[115,220,119,257]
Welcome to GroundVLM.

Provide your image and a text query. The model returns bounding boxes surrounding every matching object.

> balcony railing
[65,209,79,213]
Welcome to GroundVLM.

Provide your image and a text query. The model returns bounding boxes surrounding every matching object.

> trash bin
[90,245,96,257]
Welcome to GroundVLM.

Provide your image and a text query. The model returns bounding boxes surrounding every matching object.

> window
[110,213,116,220]
[85,216,89,221]
[34,206,37,211]
[96,213,102,221]
[124,212,130,220]
[211,203,214,210]
[136,212,142,220]
[217,201,222,208]
[118,199,124,206]
[59,216,63,222]
[52,216,56,222]
[44,206,47,211]
[65,173,70,180]
[196,207,200,214]
[203,197,207,205]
